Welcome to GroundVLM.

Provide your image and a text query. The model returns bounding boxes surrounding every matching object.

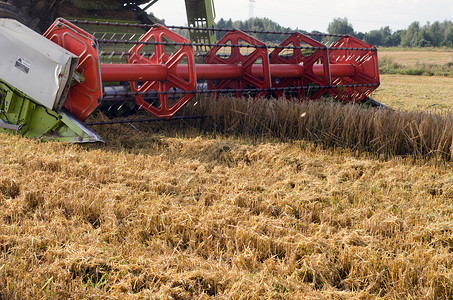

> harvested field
[379,48,453,67]
[1,88,453,298]
[373,75,453,110]
[378,48,453,77]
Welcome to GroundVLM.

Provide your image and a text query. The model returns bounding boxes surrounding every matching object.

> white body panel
[0,19,78,110]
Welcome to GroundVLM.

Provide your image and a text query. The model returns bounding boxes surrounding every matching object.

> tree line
[215,18,294,43]
[216,17,453,47]
[327,18,453,47]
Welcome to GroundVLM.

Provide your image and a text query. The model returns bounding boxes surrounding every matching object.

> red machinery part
[206,29,271,98]
[43,20,380,121]
[100,63,355,83]
[128,25,197,119]
[328,36,380,102]
[269,33,331,100]
[44,18,103,121]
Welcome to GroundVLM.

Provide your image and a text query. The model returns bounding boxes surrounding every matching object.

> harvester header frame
[0,17,380,142]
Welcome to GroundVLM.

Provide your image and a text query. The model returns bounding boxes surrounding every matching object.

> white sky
[146,0,453,33]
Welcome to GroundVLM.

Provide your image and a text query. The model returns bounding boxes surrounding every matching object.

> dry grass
[1,121,453,299]
[373,75,453,110]
[379,48,453,67]
[378,48,453,77]
[180,96,453,161]
[0,91,453,298]
[3,61,453,298]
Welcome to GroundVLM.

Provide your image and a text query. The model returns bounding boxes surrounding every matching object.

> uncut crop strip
[178,96,453,160]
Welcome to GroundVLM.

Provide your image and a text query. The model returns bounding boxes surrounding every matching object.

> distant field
[372,48,453,110]
[379,48,453,67]
[373,74,453,110]
[378,47,453,76]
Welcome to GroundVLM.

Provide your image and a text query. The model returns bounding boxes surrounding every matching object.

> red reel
[329,36,380,102]
[128,25,196,118]
[44,18,103,121]
[206,30,271,98]
[269,33,331,100]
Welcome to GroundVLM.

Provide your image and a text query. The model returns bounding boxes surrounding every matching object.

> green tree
[442,22,453,47]
[365,30,383,46]
[428,21,443,46]
[220,17,292,42]
[327,18,355,35]
[216,18,233,40]
[385,30,403,47]
[364,26,394,46]
[401,21,421,47]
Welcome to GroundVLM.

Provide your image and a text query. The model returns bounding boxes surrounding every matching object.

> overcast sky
[147,0,453,33]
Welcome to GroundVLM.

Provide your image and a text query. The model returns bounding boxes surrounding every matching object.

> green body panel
[184,0,216,50]
[0,81,103,143]
[3,1,217,36]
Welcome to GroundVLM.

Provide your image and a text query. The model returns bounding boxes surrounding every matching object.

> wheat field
[373,75,453,110]
[1,72,453,298]
[379,48,453,67]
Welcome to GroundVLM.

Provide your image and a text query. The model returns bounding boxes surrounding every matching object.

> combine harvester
[0,13,380,142]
